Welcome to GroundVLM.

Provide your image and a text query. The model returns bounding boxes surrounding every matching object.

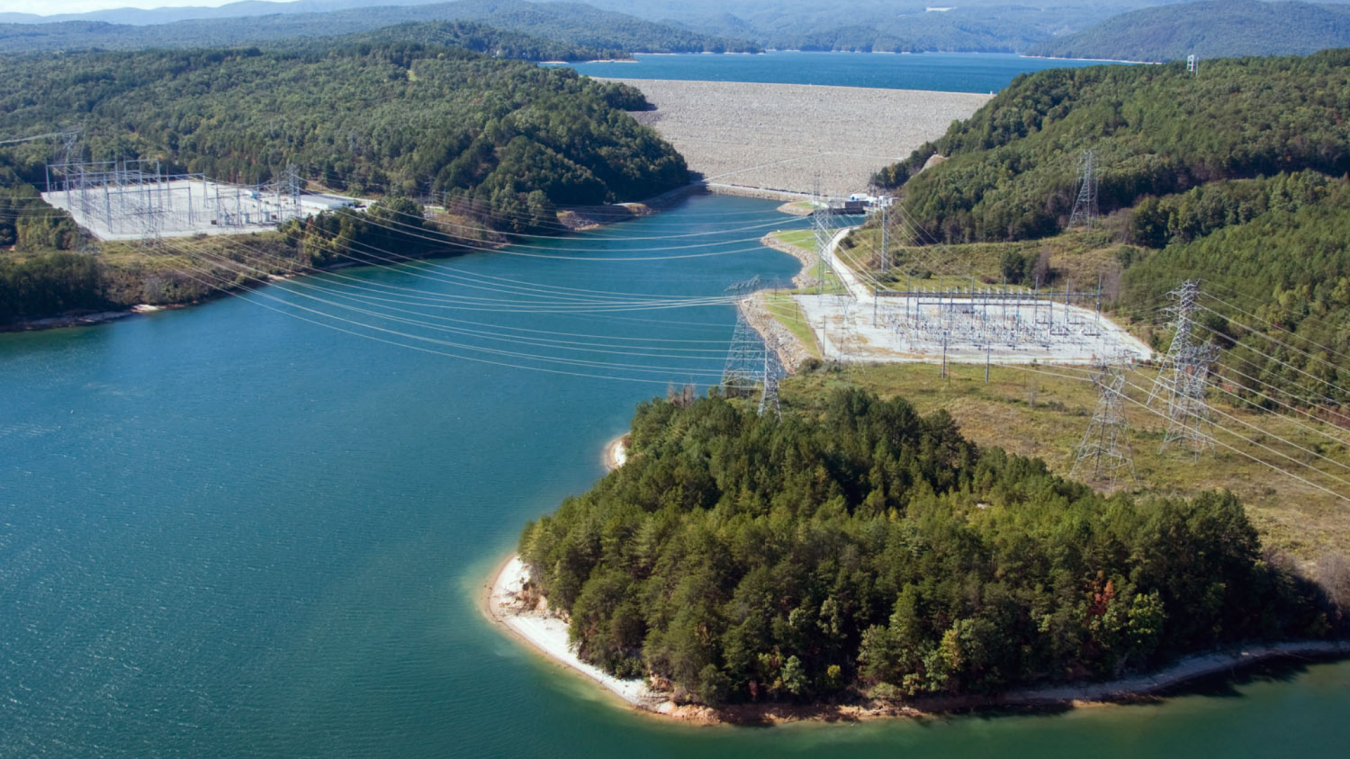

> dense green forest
[761,6,1077,54]
[577,0,1139,54]
[327,21,621,62]
[0,36,685,324]
[0,41,685,206]
[0,0,760,56]
[519,390,1334,706]
[1026,1,1350,63]
[876,51,1350,244]
[1119,173,1350,408]
[867,51,1350,410]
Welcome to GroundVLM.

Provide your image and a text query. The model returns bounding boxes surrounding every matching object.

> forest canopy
[0,0,761,57]
[875,51,1350,244]
[0,41,687,212]
[518,390,1333,706]
[1025,1,1350,63]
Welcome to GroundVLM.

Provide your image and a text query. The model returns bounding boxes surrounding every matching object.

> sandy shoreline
[603,434,629,472]
[484,546,1350,725]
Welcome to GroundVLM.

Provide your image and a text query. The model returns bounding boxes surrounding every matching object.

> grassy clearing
[763,292,822,359]
[783,362,1350,561]
[768,228,816,250]
[840,224,1138,297]
[766,229,848,295]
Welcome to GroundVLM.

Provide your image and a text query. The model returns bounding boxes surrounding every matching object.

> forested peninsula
[0,37,687,326]
[515,390,1342,710]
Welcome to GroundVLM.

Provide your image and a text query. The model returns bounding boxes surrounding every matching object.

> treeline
[0,195,472,325]
[308,21,624,62]
[0,0,761,56]
[1025,1,1350,63]
[764,6,1063,54]
[0,252,105,323]
[0,42,687,217]
[876,51,1350,244]
[1120,174,1350,408]
[519,390,1334,706]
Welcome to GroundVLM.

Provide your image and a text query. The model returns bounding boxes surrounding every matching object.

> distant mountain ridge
[1026,0,1350,62]
[0,0,760,56]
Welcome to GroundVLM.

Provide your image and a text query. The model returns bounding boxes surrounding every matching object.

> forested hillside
[518,390,1334,706]
[0,0,761,56]
[328,20,621,61]
[1026,1,1350,63]
[0,42,685,207]
[866,51,1350,410]
[876,51,1350,244]
[0,39,686,324]
[1119,172,1350,407]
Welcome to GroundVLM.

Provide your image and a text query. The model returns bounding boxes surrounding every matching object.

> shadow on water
[1153,651,1349,700]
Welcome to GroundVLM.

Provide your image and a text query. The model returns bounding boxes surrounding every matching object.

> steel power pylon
[758,337,783,417]
[1071,355,1136,486]
[1068,149,1098,229]
[1149,280,1217,456]
[722,276,783,416]
[723,277,764,395]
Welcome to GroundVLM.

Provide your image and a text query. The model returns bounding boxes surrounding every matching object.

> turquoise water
[559,51,1120,93]
[2,193,1348,757]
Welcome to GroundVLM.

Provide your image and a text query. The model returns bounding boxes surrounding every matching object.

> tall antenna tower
[1150,280,1216,456]
[1068,149,1098,229]
[1071,356,1136,486]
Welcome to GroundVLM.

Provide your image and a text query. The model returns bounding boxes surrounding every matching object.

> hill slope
[0,42,686,223]
[1027,1,1350,62]
[875,51,1350,243]
[0,0,760,56]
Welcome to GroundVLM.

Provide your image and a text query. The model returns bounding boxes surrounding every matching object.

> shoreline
[603,434,629,472]
[2,185,753,335]
[485,547,1350,726]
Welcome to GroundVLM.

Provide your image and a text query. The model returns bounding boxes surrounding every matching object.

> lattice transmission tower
[1149,280,1217,456]
[722,277,765,395]
[721,277,783,416]
[1071,356,1136,486]
[1068,149,1098,229]
[812,205,836,297]
[758,335,784,417]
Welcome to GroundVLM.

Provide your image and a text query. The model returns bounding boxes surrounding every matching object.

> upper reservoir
[559,51,1119,93]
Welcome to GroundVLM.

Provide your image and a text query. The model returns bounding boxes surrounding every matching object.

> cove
[1,194,1347,757]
